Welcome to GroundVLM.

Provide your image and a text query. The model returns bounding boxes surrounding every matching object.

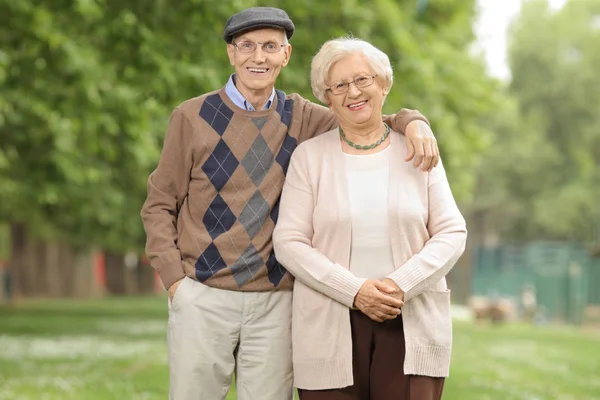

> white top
[344,146,396,279]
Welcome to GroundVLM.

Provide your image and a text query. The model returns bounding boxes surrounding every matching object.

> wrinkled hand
[168,278,184,301]
[381,278,405,303]
[354,280,403,322]
[404,120,439,172]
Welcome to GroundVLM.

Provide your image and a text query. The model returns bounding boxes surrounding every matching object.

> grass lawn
[0,297,599,400]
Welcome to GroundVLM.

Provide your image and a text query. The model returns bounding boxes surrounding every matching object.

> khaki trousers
[167,277,293,400]
[298,311,445,400]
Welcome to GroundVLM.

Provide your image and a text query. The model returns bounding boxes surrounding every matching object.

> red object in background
[92,251,163,293]
[94,252,106,288]
[140,253,150,266]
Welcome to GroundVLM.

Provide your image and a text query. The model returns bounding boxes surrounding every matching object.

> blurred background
[0,0,599,399]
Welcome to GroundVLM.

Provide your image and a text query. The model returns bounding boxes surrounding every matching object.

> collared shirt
[225,74,275,111]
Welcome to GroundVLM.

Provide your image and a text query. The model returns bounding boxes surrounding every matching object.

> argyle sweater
[141,87,428,291]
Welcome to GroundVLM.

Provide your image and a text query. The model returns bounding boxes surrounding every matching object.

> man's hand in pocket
[168,278,185,301]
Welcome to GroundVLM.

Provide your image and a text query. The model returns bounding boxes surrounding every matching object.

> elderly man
[141,6,440,400]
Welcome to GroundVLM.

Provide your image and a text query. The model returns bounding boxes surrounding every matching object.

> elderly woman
[272,37,467,400]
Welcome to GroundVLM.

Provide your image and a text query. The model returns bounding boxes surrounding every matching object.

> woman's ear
[382,88,389,104]
[324,92,332,108]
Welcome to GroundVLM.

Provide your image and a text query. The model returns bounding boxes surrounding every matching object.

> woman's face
[326,53,388,131]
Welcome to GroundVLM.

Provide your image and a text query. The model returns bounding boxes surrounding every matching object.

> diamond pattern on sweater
[202,194,236,239]
[241,133,274,187]
[266,252,287,286]
[238,190,269,239]
[231,243,264,287]
[202,139,239,191]
[252,116,268,131]
[270,199,280,224]
[199,94,234,136]
[184,91,299,288]
[195,242,228,282]
[275,90,294,128]
[275,134,297,174]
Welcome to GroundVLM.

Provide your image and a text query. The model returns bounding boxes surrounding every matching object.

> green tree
[0,0,496,296]
[513,0,600,241]
[471,0,600,243]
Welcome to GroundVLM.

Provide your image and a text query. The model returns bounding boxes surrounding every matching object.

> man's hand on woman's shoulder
[404,120,439,172]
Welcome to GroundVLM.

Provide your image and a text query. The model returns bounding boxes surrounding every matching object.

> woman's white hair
[311,37,393,104]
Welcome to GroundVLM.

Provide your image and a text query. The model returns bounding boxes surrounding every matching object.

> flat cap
[223,7,295,43]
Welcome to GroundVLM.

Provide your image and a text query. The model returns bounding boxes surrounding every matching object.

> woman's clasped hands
[353,278,405,322]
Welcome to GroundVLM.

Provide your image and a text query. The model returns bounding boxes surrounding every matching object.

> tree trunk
[32,240,49,297]
[71,248,98,298]
[10,222,30,297]
[105,252,127,295]
[8,224,98,299]
[135,259,157,295]
[44,243,63,297]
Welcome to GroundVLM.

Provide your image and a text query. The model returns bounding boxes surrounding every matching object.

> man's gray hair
[310,37,393,104]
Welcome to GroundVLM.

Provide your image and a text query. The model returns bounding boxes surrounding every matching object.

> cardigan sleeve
[272,145,367,308]
[387,160,467,301]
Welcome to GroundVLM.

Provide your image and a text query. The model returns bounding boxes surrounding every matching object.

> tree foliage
[0,0,495,252]
[470,0,600,243]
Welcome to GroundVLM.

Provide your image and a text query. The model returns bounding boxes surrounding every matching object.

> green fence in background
[472,242,600,324]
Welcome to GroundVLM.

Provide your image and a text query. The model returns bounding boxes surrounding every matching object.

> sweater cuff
[327,265,367,308]
[154,250,186,290]
[388,258,426,301]
[395,109,430,133]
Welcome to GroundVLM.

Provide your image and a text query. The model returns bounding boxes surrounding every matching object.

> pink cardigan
[272,129,467,390]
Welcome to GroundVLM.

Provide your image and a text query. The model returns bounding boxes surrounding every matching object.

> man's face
[227,28,292,96]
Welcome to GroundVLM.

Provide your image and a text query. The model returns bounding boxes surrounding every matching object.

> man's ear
[282,44,293,67]
[226,44,236,66]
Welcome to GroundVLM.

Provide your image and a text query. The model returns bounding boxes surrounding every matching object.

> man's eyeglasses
[233,41,286,54]
[326,75,377,95]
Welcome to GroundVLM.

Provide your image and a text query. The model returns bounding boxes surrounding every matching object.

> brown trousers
[298,311,445,400]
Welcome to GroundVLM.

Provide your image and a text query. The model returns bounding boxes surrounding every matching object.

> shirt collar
[225,74,275,111]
